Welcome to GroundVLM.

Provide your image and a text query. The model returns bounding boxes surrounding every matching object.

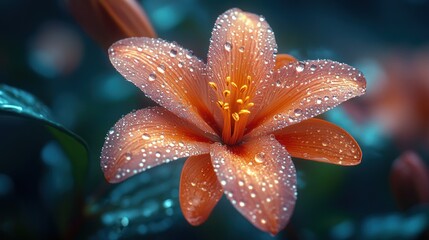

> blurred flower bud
[67,0,156,50]
[390,151,429,211]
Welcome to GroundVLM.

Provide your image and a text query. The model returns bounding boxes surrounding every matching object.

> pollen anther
[232,112,240,121]
[240,85,248,93]
[223,90,231,97]
[208,82,218,91]
[239,109,251,115]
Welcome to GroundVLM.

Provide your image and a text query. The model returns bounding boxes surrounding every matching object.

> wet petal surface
[109,37,216,135]
[206,8,277,128]
[274,118,361,165]
[210,135,297,235]
[248,60,366,136]
[179,154,223,226]
[101,107,212,183]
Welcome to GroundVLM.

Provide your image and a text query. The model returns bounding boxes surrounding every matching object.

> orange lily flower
[68,0,156,50]
[101,8,366,235]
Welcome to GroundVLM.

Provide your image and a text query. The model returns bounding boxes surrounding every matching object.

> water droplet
[178,62,184,68]
[323,96,330,101]
[142,133,150,140]
[254,152,265,163]
[120,217,129,227]
[310,64,317,71]
[169,49,177,57]
[239,201,246,207]
[316,98,322,104]
[273,114,282,120]
[125,152,132,161]
[296,62,305,72]
[238,46,244,52]
[260,219,266,224]
[294,108,302,116]
[220,180,227,186]
[276,80,282,87]
[224,42,232,52]
[186,51,193,59]
[259,16,265,21]
[157,65,165,74]
[322,142,328,147]
[148,73,157,81]
[155,152,161,158]
[108,129,115,135]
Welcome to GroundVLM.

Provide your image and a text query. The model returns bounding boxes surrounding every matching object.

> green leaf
[0,84,89,191]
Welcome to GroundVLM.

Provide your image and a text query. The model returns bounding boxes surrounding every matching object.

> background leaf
[0,84,89,191]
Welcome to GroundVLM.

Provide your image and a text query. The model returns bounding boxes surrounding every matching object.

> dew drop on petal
[316,98,322,104]
[155,152,161,158]
[294,108,302,116]
[322,142,328,147]
[157,64,166,74]
[169,49,177,57]
[254,152,266,163]
[142,133,151,140]
[224,42,232,52]
[125,152,132,161]
[310,64,317,71]
[148,73,157,81]
[296,62,305,72]
[108,129,114,135]
[238,46,244,53]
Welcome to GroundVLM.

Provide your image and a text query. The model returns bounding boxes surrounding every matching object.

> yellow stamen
[223,103,230,110]
[232,112,240,121]
[226,76,231,86]
[240,85,248,93]
[208,82,218,91]
[223,90,230,97]
[239,109,251,115]
[207,74,257,145]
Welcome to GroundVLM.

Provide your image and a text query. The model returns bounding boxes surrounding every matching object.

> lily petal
[275,54,297,69]
[274,118,361,165]
[179,154,223,226]
[248,60,366,136]
[210,135,297,235]
[206,8,277,125]
[109,37,217,135]
[101,107,212,183]
[68,0,156,50]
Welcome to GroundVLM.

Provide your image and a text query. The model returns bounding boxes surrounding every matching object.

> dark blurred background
[1,0,429,239]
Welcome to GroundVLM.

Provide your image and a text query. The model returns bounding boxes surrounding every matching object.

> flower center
[209,76,254,145]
